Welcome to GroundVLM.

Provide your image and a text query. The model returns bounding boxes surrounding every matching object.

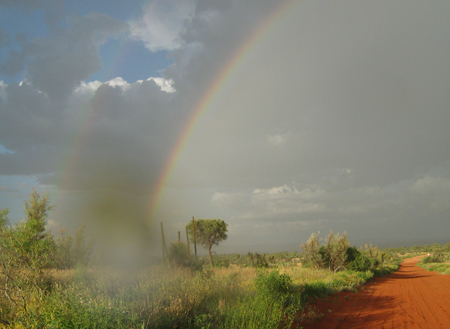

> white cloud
[74,77,175,95]
[129,0,195,52]
[148,78,176,93]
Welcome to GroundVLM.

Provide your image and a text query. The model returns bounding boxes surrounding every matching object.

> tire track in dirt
[298,256,450,329]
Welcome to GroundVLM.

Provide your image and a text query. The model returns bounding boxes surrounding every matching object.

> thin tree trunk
[208,245,214,267]
[192,217,197,257]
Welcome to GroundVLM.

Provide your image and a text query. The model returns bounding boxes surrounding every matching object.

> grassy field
[0,254,401,329]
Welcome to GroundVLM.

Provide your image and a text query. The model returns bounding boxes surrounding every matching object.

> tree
[54,223,93,269]
[322,231,349,272]
[0,208,9,228]
[301,232,322,269]
[0,189,56,312]
[186,219,228,267]
[24,188,54,241]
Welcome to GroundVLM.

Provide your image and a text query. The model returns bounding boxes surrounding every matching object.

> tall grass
[0,262,388,328]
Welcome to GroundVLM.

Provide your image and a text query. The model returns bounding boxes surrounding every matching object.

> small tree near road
[322,231,349,272]
[301,232,322,269]
[187,219,228,267]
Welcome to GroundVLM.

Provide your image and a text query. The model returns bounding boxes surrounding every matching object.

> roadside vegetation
[417,247,450,275]
[0,189,447,328]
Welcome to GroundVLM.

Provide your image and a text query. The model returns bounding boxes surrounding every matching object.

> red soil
[297,256,450,329]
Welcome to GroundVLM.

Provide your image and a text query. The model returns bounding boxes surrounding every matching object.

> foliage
[222,270,300,329]
[321,231,350,272]
[345,246,360,263]
[0,189,56,314]
[0,208,9,228]
[302,231,350,271]
[419,262,450,275]
[54,223,93,269]
[0,245,396,328]
[247,252,269,268]
[168,242,190,267]
[187,219,228,267]
[421,251,446,264]
[347,254,372,272]
[301,232,322,269]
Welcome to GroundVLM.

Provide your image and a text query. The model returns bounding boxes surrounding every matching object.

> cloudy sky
[1,0,449,259]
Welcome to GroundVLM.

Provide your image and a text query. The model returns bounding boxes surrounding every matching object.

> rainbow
[148,0,297,220]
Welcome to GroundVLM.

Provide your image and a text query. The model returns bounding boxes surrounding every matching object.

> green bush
[254,270,291,302]
[345,246,360,263]
[221,270,300,329]
[421,252,445,264]
[348,254,372,272]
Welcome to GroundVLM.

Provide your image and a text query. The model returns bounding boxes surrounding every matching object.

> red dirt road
[299,256,450,329]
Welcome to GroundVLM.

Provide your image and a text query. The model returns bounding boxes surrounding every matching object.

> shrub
[254,270,291,302]
[345,246,360,264]
[301,232,322,269]
[168,242,190,267]
[348,254,372,272]
[422,252,445,264]
[248,252,269,268]
[221,270,300,328]
[322,231,350,272]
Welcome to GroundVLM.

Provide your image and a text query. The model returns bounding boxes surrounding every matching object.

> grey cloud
[0,76,177,194]
[152,0,450,247]
[0,0,65,27]
[26,13,129,100]
[167,0,450,190]
[1,50,27,77]
[0,82,54,152]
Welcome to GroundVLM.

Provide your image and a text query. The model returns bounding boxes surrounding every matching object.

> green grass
[0,259,401,328]
[418,262,450,275]
[417,252,450,275]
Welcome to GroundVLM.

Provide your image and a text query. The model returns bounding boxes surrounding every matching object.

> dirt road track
[298,256,450,329]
